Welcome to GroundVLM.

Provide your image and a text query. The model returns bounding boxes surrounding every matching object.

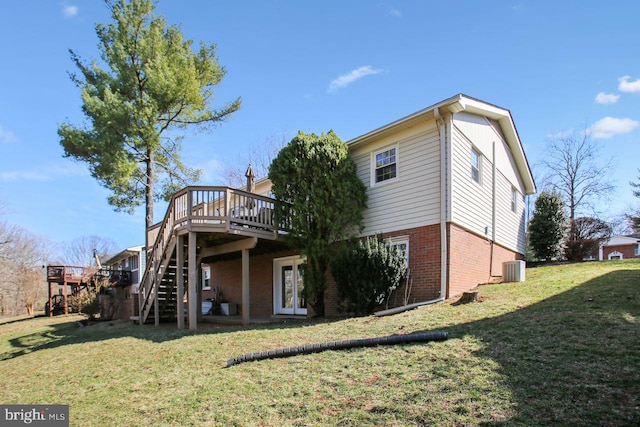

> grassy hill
[1,260,639,426]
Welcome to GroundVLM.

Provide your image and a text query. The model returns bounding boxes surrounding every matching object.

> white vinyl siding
[451,113,527,254]
[350,122,441,234]
[494,171,526,251]
[451,128,493,237]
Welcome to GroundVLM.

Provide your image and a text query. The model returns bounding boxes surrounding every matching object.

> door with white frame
[273,256,306,315]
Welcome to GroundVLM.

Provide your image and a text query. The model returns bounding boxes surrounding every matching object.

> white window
[635,244,639,256]
[388,237,409,273]
[471,147,481,184]
[373,146,398,185]
[511,187,518,212]
[130,255,139,270]
[202,266,211,290]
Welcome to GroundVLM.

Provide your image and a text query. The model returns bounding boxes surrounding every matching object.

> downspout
[435,107,448,300]
[490,141,497,278]
[374,108,448,318]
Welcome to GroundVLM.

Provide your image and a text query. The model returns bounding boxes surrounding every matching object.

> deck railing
[138,186,287,324]
[47,266,132,286]
[47,266,100,283]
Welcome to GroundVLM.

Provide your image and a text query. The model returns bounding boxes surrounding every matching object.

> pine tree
[59,0,240,244]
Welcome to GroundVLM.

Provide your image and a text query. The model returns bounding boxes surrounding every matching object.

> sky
[0,0,639,255]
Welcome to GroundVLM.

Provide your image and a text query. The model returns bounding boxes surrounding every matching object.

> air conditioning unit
[503,260,525,282]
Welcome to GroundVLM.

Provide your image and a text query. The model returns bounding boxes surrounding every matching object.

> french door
[273,256,306,315]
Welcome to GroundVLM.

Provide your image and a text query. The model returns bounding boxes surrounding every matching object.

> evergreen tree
[268,131,367,316]
[58,0,240,243]
[629,169,640,233]
[528,190,567,261]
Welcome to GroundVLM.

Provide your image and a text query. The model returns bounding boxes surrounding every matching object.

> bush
[330,236,407,316]
[564,239,599,262]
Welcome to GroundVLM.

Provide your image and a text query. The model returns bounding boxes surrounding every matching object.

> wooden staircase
[138,186,285,326]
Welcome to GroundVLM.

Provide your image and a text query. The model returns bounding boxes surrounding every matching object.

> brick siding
[447,223,521,298]
[202,222,522,318]
[602,244,640,260]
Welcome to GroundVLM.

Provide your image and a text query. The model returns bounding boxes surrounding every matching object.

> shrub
[330,236,407,316]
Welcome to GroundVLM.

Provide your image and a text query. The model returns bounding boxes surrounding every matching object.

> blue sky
[0,1,639,254]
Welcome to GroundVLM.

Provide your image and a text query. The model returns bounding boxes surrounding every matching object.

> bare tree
[223,132,288,188]
[60,235,119,267]
[0,221,52,317]
[19,267,45,316]
[541,128,615,240]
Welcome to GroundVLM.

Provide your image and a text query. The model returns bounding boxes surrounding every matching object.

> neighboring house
[137,94,536,330]
[102,245,145,320]
[600,235,640,260]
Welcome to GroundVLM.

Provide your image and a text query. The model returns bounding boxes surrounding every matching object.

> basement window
[202,266,211,290]
[387,236,409,273]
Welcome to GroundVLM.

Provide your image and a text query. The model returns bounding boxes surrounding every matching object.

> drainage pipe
[374,297,444,317]
[226,331,448,367]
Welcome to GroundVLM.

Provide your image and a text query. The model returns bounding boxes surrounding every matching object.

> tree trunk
[145,149,154,254]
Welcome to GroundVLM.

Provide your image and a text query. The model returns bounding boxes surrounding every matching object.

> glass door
[274,256,306,315]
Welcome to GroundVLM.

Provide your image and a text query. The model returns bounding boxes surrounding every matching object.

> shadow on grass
[0,314,335,362]
[441,269,640,426]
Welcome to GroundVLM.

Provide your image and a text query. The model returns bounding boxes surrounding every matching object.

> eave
[346,94,537,195]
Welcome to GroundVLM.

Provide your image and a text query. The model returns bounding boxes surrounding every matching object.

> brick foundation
[204,249,298,319]
[447,223,520,298]
[201,222,522,319]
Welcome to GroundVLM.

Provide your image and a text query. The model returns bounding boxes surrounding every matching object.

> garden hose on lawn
[226,331,448,367]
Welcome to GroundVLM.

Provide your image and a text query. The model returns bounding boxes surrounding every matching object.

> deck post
[62,278,68,316]
[176,234,185,329]
[48,280,53,317]
[188,231,198,330]
[242,248,250,326]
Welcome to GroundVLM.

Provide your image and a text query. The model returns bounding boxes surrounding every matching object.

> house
[600,235,640,260]
[101,245,145,320]
[137,94,536,330]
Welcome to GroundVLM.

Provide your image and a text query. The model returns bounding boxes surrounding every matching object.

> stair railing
[138,186,287,324]
[139,188,187,323]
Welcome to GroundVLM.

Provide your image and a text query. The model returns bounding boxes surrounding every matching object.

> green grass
[1,260,639,426]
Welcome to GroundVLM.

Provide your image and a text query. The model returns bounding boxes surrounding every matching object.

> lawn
[1,260,639,426]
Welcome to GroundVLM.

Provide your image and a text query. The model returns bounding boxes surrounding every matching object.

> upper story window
[373,146,398,185]
[130,255,139,270]
[511,187,518,212]
[471,147,481,184]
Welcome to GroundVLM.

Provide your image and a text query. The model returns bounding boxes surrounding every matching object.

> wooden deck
[146,186,286,249]
[139,186,288,329]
